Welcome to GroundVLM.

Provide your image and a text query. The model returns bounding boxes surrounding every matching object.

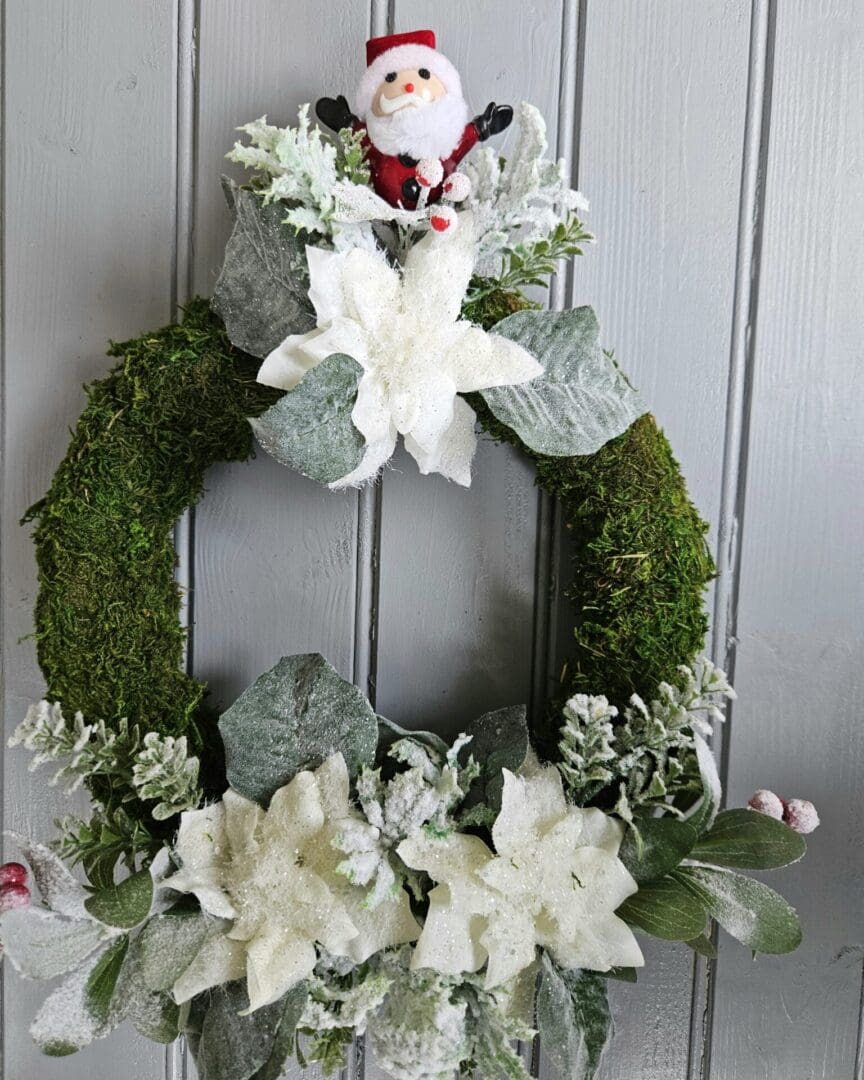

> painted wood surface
[2,3,862,1079]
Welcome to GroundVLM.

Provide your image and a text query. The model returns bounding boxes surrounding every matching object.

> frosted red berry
[748,789,784,820]
[0,862,27,887]
[0,882,31,912]
[430,215,450,232]
[784,798,820,834]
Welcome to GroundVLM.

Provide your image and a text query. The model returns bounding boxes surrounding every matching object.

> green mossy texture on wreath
[24,300,279,743]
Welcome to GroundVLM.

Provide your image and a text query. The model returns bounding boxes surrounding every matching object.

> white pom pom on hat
[356,30,463,120]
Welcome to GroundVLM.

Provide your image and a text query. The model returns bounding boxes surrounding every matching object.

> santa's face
[370,66,447,117]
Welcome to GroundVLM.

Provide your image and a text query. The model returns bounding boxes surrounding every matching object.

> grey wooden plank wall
[2,2,862,1079]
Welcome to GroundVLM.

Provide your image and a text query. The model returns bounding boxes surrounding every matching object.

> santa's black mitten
[474,102,514,141]
[315,95,359,132]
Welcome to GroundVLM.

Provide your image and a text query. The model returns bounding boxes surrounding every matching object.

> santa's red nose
[404,82,415,93]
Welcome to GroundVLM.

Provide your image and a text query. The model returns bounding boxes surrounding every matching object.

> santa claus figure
[316,29,513,210]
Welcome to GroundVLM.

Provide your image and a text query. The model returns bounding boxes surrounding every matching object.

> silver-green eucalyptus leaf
[250,353,365,484]
[212,179,315,359]
[481,307,646,456]
[219,653,378,806]
[536,952,612,1080]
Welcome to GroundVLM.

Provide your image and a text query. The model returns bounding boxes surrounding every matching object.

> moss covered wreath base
[0,89,812,1080]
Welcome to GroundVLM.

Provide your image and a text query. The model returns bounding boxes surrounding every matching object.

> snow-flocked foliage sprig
[9,700,202,822]
[557,657,736,820]
[464,101,591,282]
[333,732,479,907]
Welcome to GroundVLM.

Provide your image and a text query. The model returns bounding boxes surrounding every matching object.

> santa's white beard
[365,93,470,160]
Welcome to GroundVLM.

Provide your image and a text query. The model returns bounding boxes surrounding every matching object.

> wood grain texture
[1,2,178,1077]
[190,0,371,736]
[707,3,864,1077]
[562,4,753,1077]
[374,0,564,730]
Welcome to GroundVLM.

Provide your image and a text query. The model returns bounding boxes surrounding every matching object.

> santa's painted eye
[385,72,397,83]
[418,68,431,79]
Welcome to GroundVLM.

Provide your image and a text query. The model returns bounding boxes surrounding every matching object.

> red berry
[784,798,820,834]
[0,882,31,912]
[0,862,27,887]
[418,175,431,187]
[430,215,450,233]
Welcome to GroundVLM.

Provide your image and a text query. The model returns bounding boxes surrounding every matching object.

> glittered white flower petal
[222,788,264,857]
[169,803,236,920]
[546,911,644,973]
[404,394,478,485]
[337,886,419,963]
[244,928,318,1013]
[306,245,350,325]
[403,219,475,326]
[264,770,325,845]
[398,832,493,881]
[257,329,323,390]
[445,326,542,393]
[340,249,402,336]
[314,753,352,819]
[492,767,569,857]
[409,883,487,978]
[294,316,370,368]
[480,907,537,989]
[172,932,246,1004]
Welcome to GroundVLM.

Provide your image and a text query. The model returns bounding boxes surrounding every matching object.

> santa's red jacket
[356,121,479,209]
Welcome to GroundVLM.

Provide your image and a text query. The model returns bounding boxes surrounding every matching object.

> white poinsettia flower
[397,761,643,989]
[257,215,542,488]
[167,753,419,1012]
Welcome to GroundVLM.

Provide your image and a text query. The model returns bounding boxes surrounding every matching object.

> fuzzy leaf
[675,867,802,954]
[109,933,182,1043]
[617,875,707,941]
[481,308,646,456]
[376,715,450,759]
[31,943,119,1056]
[458,705,529,817]
[0,907,106,979]
[195,980,308,1080]
[686,733,723,834]
[690,809,806,870]
[619,817,698,884]
[5,832,89,918]
[536,952,612,1080]
[137,910,212,991]
[84,936,129,1025]
[212,179,315,359]
[220,654,378,806]
[250,353,365,483]
[249,985,311,1080]
[84,868,154,929]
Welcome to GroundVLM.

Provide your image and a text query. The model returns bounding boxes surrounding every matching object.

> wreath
[1,37,817,1080]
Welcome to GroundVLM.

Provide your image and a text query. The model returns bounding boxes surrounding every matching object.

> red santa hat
[355,30,464,119]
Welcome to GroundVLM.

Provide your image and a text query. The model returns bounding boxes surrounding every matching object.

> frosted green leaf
[84,936,129,1025]
[195,980,308,1080]
[219,654,378,806]
[0,907,106,980]
[458,705,528,818]
[250,353,365,484]
[5,832,89,918]
[536,952,612,1080]
[675,867,802,954]
[690,808,806,870]
[480,308,646,456]
[109,933,181,1043]
[84,868,154,930]
[31,942,119,1056]
[618,817,698,884]
[212,179,315,359]
[617,875,707,941]
[137,910,212,991]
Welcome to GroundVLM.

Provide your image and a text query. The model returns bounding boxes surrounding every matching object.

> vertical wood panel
[569,4,753,1077]
[708,3,864,1076]
[190,2,370,722]
[1,2,178,1077]
[375,0,564,733]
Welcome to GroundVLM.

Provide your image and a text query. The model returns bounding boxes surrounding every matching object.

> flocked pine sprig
[557,657,735,820]
[557,693,619,801]
[9,700,202,823]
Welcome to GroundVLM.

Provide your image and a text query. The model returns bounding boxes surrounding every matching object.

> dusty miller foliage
[227,105,374,247]
[10,701,202,824]
[464,101,591,289]
[557,657,735,819]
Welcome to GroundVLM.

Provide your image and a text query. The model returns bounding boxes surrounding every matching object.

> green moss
[461,279,540,329]
[24,299,279,746]
[470,406,715,756]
